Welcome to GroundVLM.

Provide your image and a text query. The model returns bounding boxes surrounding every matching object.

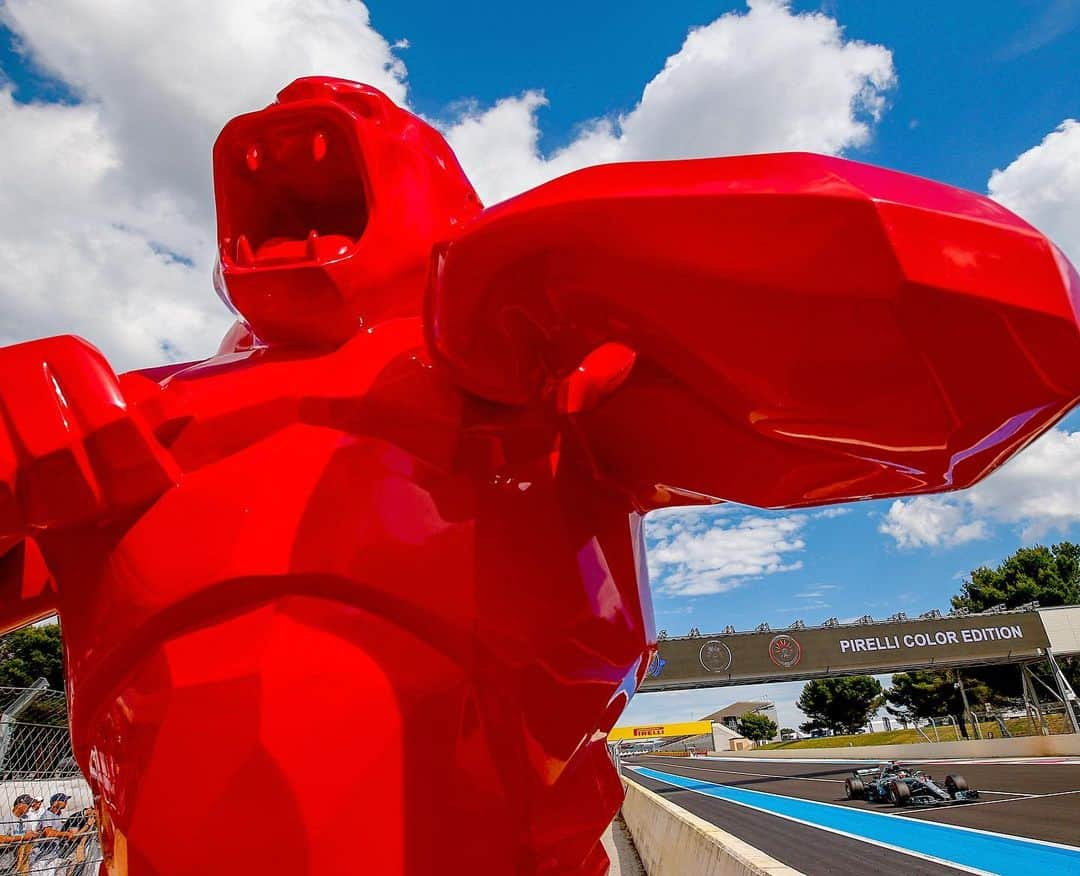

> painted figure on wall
[1,77,1078,874]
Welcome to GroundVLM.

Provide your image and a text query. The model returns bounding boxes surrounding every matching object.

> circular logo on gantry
[769,634,802,669]
[699,640,733,673]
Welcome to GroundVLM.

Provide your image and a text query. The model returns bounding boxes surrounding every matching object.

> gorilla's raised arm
[428,153,1080,510]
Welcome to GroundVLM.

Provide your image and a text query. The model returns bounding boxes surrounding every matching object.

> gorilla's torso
[42,317,651,873]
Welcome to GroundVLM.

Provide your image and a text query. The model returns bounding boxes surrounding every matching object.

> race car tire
[845,777,865,800]
[889,780,911,806]
[945,775,968,798]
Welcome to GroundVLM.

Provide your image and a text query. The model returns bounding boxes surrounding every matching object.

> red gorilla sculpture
[1,77,1079,874]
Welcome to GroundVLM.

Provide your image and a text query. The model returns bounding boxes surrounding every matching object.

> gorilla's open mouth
[216,110,369,270]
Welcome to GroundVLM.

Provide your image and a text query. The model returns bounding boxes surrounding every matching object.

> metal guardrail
[0,685,99,875]
[0,817,99,875]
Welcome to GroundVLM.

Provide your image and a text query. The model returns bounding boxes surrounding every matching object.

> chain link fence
[0,684,99,875]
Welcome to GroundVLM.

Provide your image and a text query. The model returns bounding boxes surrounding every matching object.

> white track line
[631,765,1080,855]
[972,790,1035,796]
[636,757,1042,798]
[639,756,1080,825]
[644,763,844,784]
[628,767,992,876]
[689,754,1080,766]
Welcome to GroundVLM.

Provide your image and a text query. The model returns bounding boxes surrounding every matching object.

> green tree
[0,623,63,690]
[953,543,1080,612]
[886,670,991,739]
[737,711,778,744]
[796,676,883,735]
[953,542,1080,695]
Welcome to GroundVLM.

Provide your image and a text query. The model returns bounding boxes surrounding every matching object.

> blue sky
[1,0,1079,729]
[367,0,1080,191]
[7,2,1078,189]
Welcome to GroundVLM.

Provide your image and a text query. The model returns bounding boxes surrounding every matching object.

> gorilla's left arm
[427,152,1080,510]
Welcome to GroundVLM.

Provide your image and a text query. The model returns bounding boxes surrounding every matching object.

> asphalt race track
[625,753,1080,875]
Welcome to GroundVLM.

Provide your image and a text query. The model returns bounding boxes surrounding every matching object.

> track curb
[620,775,803,876]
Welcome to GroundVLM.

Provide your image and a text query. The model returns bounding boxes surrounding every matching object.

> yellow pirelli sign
[607,721,712,741]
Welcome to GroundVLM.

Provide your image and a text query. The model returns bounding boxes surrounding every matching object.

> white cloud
[644,506,724,543]
[794,585,838,599]
[0,88,225,366]
[655,604,697,617]
[961,116,1080,556]
[988,118,1080,264]
[0,0,896,372]
[443,0,896,204]
[2,0,406,216]
[997,1,1080,60]
[0,0,407,370]
[967,428,1080,538]
[880,428,1080,548]
[878,495,990,550]
[774,602,829,616]
[646,509,808,596]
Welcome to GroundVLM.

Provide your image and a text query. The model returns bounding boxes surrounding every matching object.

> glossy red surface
[1,77,1079,874]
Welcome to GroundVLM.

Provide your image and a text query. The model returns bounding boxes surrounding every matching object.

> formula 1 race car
[843,762,979,807]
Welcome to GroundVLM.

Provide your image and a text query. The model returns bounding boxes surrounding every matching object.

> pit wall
[735,732,1080,761]
[620,776,801,876]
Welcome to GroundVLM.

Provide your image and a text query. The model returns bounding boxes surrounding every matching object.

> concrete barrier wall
[737,732,1080,761]
[620,777,801,876]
